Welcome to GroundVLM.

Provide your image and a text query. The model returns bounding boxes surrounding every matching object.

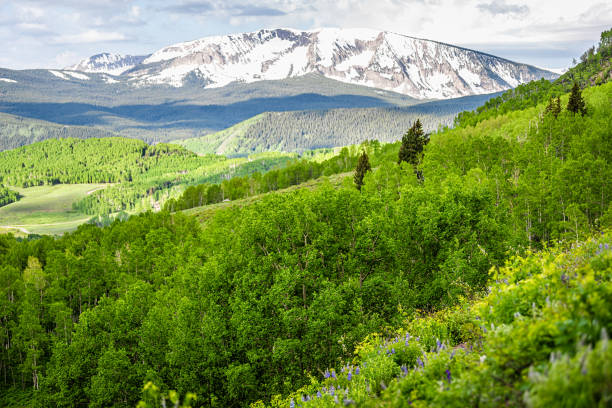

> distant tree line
[164,140,397,212]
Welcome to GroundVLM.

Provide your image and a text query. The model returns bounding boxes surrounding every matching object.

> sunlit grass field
[0,183,108,235]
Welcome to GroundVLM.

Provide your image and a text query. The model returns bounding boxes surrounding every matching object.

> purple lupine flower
[347,371,352,381]
[355,366,360,375]
[334,395,339,404]
[322,387,327,393]
[416,357,424,367]
[290,399,295,408]
[317,391,322,398]
[301,395,307,402]
[330,386,335,395]
[436,339,442,351]
[445,369,452,383]
[401,365,408,376]
[331,370,337,379]
[362,362,367,368]
[324,369,330,379]
[450,350,456,359]
[391,348,396,354]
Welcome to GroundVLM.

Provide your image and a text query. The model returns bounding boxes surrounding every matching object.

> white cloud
[0,0,609,69]
[52,29,128,44]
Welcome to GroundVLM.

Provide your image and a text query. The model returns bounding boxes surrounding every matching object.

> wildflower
[317,391,322,398]
[324,369,330,379]
[290,399,295,408]
[416,357,424,367]
[334,395,339,404]
[348,371,352,381]
[355,366,360,375]
[301,395,307,402]
[380,381,387,390]
[330,386,335,396]
[401,365,408,376]
[344,398,355,405]
[331,370,337,379]
[391,348,396,354]
[450,350,456,359]
[445,369,452,383]
[436,339,442,351]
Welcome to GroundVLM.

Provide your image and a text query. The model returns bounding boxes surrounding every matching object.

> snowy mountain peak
[66,53,149,76]
[71,28,558,99]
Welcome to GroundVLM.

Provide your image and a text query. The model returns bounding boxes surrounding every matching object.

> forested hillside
[0,113,118,152]
[0,137,296,215]
[455,29,611,128]
[0,67,610,408]
[175,93,498,156]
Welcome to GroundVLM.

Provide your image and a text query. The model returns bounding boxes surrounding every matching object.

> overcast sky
[0,0,610,70]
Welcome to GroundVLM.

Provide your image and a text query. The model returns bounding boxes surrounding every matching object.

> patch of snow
[49,70,69,80]
[102,75,119,84]
[0,78,17,83]
[64,71,90,80]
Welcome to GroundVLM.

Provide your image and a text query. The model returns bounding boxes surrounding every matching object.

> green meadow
[0,183,107,235]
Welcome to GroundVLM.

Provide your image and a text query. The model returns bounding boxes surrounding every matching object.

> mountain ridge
[67,27,557,99]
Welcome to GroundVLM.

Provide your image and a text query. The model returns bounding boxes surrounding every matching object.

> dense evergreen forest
[175,93,497,156]
[0,31,611,408]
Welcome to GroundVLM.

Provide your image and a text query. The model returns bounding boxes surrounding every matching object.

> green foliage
[270,234,612,408]
[166,141,390,212]
[455,28,611,128]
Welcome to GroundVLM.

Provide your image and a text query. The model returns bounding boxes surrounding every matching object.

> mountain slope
[66,53,149,76]
[176,92,499,155]
[73,28,557,99]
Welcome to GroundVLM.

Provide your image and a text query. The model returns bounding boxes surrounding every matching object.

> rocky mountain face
[66,53,149,76]
[68,28,557,99]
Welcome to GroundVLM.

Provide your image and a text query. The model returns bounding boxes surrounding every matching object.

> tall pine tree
[398,119,427,167]
[354,150,371,191]
[567,82,586,116]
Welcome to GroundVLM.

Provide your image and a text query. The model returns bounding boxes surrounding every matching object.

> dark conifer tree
[567,82,586,115]
[354,150,371,190]
[398,119,426,166]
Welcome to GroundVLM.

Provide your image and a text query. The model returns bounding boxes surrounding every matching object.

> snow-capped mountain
[66,53,149,76]
[69,28,557,99]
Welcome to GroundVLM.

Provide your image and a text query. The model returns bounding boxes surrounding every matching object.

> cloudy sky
[0,0,610,70]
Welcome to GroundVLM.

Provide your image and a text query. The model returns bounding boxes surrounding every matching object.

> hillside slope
[176,93,499,155]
